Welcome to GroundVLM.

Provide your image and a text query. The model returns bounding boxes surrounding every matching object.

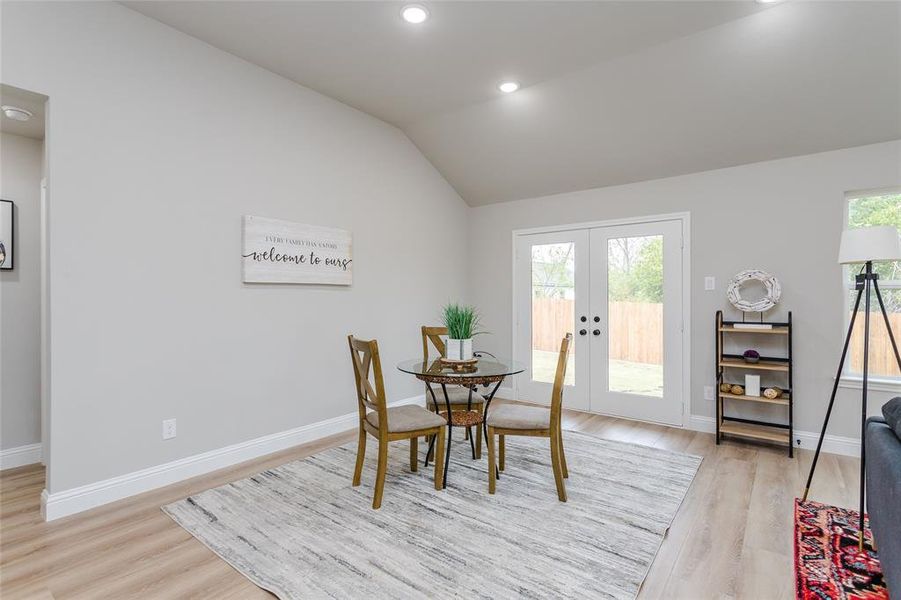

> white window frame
[839,187,901,390]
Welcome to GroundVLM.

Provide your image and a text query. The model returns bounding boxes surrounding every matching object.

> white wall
[0,132,43,451]
[469,141,901,440]
[1,2,469,493]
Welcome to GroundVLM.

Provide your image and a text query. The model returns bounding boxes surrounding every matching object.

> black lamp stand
[802,260,901,551]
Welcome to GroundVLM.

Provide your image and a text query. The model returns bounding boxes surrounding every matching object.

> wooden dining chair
[421,326,485,459]
[486,333,571,501]
[348,335,446,509]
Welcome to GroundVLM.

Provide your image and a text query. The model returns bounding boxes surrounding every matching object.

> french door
[514,219,684,425]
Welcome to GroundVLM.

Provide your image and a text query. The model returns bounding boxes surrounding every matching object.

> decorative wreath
[727,269,782,313]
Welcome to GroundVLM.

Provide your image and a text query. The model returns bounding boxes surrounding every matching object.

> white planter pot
[446,338,473,361]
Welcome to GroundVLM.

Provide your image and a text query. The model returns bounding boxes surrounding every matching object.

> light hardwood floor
[0,405,860,599]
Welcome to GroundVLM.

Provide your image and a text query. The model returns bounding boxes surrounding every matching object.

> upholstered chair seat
[366,405,447,433]
[486,404,551,430]
[425,386,485,407]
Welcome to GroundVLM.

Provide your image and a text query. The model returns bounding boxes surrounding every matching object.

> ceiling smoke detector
[1,105,33,122]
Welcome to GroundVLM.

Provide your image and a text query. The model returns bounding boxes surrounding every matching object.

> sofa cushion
[883,396,901,439]
[866,417,901,595]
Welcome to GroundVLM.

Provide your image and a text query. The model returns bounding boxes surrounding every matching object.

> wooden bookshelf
[718,326,789,335]
[716,311,794,457]
[718,391,790,406]
[718,358,789,372]
[719,421,790,444]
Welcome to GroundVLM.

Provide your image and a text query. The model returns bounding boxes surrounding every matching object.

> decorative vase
[446,338,473,361]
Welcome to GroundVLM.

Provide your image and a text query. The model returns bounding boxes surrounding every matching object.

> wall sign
[242,215,352,285]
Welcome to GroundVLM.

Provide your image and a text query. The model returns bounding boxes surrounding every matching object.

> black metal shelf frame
[715,310,794,457]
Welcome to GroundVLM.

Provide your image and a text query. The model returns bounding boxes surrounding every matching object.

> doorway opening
[0,84,50,489]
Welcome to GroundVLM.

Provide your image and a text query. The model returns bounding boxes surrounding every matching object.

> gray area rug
[164,431,701,599]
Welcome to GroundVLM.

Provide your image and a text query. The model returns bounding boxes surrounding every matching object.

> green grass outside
[531,350,663,397]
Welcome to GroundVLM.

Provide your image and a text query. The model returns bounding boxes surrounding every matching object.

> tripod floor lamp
[802,225,901,552]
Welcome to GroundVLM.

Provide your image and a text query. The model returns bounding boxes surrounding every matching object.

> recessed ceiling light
[498,81,520,94]
[401,4,429,24]
[755,0,783,4]
[1,105,32,122]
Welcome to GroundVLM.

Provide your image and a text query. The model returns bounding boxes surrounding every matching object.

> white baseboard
[687,415,860,457]
[0,443,43,470]
[687,415,717,433]
[792,429,861,458]
[42,395,423,522]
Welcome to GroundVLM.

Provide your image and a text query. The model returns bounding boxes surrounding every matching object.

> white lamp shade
[838,225,901,264]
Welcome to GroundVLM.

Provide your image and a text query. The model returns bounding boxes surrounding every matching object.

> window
[843,188,901,383]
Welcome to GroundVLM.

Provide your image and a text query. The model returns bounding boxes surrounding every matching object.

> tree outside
[848,193,901,312]
[847,192,901,378]
[531,243,574,299]
[608,236,663,303]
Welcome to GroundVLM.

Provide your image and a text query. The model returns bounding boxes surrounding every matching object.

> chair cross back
[347,336,387,422]
[421,326,447,361]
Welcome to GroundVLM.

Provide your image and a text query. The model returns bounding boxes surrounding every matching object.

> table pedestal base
[423,380,505,488]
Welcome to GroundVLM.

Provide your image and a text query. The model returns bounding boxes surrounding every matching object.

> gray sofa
[866,414,901,595]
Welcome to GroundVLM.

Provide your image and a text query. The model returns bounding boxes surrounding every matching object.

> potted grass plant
[442,303,483,361]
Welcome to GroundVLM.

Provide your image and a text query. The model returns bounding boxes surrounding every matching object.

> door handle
[579,329,588,336]
[594,316,601,323]
[592,329,601,336]
[580,316,587,323]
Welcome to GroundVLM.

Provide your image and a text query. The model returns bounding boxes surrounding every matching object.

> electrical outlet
[703,386,714,401]
[162,419,177,440]
[704,276,716,291]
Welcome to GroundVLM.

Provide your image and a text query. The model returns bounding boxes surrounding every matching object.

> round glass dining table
[397,355,524,488]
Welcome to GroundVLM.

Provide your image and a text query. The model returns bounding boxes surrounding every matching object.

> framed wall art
[242,215,353,285]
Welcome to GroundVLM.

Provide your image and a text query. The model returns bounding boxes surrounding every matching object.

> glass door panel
[531,242,576,386]
[606,235,664,397]
[515,230,589,410]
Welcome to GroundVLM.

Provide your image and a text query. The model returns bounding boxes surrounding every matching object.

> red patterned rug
[795,499,889,599]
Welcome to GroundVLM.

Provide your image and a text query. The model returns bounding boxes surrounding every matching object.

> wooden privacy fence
[849,310,901,377]
[531,297,663,365]
[532,301,901,375]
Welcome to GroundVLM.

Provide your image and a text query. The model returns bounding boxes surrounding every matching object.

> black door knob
[594,316,600,323]
[579,329,587,336]
[593,329,601,336]
[580,316,587,322]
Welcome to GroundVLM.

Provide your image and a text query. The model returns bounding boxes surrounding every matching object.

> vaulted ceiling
[125,1,901,205]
